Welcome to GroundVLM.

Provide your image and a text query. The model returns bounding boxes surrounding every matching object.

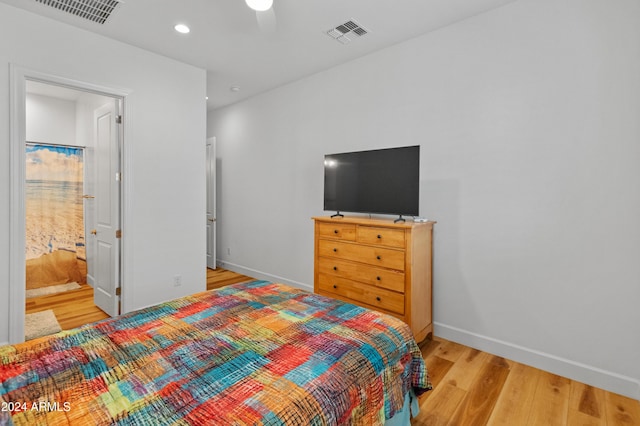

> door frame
[9,65,130,343]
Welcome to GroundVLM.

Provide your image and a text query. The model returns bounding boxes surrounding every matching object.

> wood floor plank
[419,336,443,359]
[605,391,640,425]
[567,410,605,426]
[416,383,467,426]
[432,339,468,363]
[422,355,455,391]
[439,346,491,391]
[527,371,571,426]
[206,267,254,290]
[486,362,540,426]
[447,357,510,426]
[569,381,605,421]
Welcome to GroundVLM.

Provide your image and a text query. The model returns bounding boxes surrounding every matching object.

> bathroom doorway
[22,80,121,340]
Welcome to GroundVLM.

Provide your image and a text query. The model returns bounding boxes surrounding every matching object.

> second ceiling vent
[326,20,368,45]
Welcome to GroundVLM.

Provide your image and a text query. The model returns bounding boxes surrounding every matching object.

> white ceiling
[1,0,516,110]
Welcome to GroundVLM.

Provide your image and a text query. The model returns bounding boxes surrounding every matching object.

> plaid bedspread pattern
[0,281,430,425]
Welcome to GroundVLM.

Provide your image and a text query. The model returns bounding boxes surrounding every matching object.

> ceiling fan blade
[256,8,277,34]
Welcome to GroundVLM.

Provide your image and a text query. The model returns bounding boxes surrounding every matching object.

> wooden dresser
[312,216,435,342]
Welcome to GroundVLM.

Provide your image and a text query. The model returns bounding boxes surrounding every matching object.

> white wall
[0,3,207,343]
[25,91,113,148]
[26,94,77,146]
[208,0,640,398]
[75,92,114,149]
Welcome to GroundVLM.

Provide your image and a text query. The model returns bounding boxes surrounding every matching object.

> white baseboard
[0,341,8,347]
[434,322,640,400]
[216,260,313,293]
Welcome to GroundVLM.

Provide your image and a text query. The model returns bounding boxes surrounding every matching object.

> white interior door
[84,137,96,287]
[93,101,121,316]
[206,137,217,269]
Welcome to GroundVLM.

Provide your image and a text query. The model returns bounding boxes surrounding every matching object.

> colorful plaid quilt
[0,281,430,425]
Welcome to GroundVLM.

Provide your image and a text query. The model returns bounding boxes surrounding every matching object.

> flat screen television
[324,145,420,218]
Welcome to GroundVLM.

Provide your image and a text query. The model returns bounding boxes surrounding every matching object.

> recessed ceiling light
[174,24,190,34]
[245,0,273,12]
[230,86,241,92]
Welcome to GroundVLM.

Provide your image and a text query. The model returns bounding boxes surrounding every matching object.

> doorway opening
[9,68,127,344]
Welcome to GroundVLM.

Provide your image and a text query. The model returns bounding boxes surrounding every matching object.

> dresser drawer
[357,226,405,248]
[318,273,405,315]
[318,240,405,271]
[317,257,405,293]
[317,222,356,241]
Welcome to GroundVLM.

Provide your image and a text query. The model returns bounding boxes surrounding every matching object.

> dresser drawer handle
[333,248,337,252]
[333,285,337,289]
[376,297,381,302]
[376,276,381,281]
[376,255,381,260]
[333,266,338,271]
[334,229,339,234]
[377,234,382,239]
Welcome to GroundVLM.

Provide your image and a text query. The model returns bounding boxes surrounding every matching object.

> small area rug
[25,310,62,341]
[25,282,81,299]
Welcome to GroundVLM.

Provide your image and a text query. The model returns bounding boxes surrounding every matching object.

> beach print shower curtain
[25,144,86,289]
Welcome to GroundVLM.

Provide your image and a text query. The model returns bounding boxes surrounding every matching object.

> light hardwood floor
[25,283,109,330]
[25,268,640,425]
[415,338,639,425]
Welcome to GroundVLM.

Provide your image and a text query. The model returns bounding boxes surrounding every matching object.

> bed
[0,281,430,425]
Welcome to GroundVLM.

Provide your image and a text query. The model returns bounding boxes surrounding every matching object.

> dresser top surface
[312,216,435,229]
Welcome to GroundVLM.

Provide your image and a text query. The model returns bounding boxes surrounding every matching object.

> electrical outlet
[173,275,182,287]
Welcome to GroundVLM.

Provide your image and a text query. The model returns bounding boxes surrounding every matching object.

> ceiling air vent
[33,0,122,24]
[326,20,368,45]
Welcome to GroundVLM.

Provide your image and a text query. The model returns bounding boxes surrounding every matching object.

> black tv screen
[324,145,420,217]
